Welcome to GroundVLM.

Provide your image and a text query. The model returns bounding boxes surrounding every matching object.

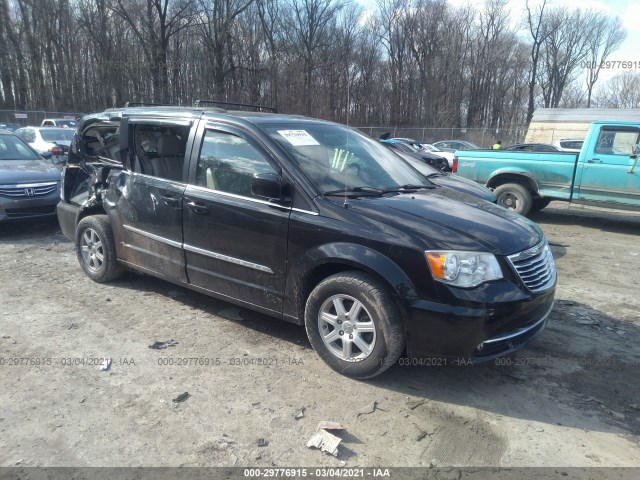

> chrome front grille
[508,241,556,293]
[0,182,58,198]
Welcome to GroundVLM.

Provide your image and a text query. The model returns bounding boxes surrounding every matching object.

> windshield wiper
[382,184,436,193]
[324,186,385,197]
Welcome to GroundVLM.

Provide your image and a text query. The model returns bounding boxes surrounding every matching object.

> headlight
[425,250,503,288]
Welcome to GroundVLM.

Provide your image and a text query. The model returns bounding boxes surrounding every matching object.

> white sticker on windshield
[277,130,320,146]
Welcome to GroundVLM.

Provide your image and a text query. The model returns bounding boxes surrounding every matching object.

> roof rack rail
[193,99,278,113]
[123,102,177,107]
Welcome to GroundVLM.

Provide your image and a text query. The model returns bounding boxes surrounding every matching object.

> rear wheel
[304,271,404,379]
[75,215,124,283]
[494,183,533,216]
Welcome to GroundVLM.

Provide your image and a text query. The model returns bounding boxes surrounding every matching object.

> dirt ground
[0,202,639,468]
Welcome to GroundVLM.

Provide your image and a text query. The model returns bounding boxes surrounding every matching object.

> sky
[456,0,640,82]
[357,0,640,83]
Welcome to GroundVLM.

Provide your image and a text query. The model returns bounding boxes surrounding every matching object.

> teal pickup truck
[453,121,640,216]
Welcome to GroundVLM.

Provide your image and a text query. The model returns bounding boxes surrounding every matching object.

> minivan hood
[0,160,61,184]
[348,188,543,255]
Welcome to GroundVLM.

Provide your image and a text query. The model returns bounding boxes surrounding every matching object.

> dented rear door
[105,118,196,282]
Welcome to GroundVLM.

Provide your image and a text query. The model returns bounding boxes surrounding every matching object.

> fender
[486,168,540,193]
[282,242,418,323]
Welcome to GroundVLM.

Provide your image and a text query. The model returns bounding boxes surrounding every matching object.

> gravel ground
[0,202,639,468]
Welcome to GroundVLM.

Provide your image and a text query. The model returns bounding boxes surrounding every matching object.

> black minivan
[57,105,556,378]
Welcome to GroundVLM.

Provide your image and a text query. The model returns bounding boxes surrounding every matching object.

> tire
[494,183,533,216]
[530,198,551,212]
[75,215,125,283]
[304,271,404,379]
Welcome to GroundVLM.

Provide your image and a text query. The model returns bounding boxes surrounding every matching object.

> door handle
[587,158,602,163]
[161,194,180,207]
[187,201,209,215]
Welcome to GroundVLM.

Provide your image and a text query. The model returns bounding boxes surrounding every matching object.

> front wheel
[304,271,404,379]
[75,215,125,283]
[494,183,533,216]
[531,198,551,212]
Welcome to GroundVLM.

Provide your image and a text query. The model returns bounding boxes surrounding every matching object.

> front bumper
[401,284,555,362]
[0,187,60,222]
[56,200,80,241]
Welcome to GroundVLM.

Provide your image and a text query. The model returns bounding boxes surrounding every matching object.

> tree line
[0,0,632,129]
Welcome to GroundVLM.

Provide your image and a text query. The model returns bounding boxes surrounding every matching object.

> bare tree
[256,0,283,106]
[538,8,593,108]
[282,0,346,116]
[376,0,412,125]
[197,0,255,97]
[584,14,626,107]
[0,0,18,107]
[594,72,640,108]
[466,0,511,128]
[524,0,552,124]
[111,0,198,102]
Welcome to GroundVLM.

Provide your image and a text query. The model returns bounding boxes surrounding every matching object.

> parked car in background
[389,138,456,169]
[381,139,449,171]
[503,143,562,152]
[420,143,456,169]
[432,140,479,153]
[0,129,61,222]
[0,123,21,132]
[14,127,74,166]
[389,137,425,150]
[393,150,496,203]
[553,138,584,152]
[41,118,77,129]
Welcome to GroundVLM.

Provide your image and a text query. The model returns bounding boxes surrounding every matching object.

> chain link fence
[0,110,84,130]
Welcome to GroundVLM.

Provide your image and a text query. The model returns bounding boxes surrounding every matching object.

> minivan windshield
[263,123,432,194]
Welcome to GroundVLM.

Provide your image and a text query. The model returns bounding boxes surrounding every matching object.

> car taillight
[49,145,64,155]
[452,156,458,173]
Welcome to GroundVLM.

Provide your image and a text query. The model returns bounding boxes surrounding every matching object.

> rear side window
[131,124,189,181]
[80,123,120,161]
[560,140,583,150]
[41,129,75,142]
[594,128,639,155]
[195,130,277,198]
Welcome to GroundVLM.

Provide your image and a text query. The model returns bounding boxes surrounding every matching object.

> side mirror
[251,172,282,200]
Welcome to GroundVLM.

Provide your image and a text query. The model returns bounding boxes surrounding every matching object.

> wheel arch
[76,203,107,224]
[486,171,539,194]
[286,242,417,324]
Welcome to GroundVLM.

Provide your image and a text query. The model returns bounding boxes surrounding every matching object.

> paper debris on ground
[306,421,346,457]
[306,429,341,457]
[99,357,112,371]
